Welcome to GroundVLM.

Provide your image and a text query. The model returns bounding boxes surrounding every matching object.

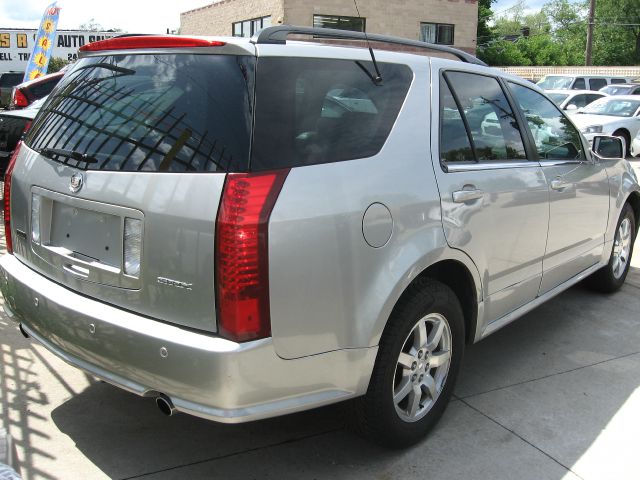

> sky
[0,0,212,33]
[493,0,549,16]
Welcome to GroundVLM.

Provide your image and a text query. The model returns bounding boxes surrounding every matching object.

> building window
[420,23,454,45]
[233,16,271,38]
[313,15,366,33]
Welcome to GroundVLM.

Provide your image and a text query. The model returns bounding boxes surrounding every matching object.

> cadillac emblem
[69,173,83,193]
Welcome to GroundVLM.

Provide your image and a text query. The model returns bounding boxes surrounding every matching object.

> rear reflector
[4,142,23,254]
[80,36,226,52]
[215,170,289,342]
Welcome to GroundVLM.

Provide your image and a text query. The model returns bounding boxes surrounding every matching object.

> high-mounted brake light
[79,36,226,52]
[4,142,23,254]
[215,170,289,343]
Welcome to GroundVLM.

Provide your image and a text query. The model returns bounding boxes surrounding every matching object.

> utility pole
[585,0,596,66]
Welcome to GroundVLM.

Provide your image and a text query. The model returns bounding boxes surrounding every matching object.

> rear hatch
[9,41,256,332]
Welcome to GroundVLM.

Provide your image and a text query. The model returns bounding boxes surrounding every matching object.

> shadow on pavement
[46,267,640,479]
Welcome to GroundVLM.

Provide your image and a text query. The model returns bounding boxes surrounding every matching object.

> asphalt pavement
[1,162,639,479]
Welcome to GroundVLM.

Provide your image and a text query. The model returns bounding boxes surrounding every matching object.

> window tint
[572,77,585,89]
[440,80,474,162]
[509,83,585,161]
[589,78,607,90]
[611,78,627,84]
[442,71,526,163]
[26,54,255,172]
[251,58,412,170]
[27,76,60,99]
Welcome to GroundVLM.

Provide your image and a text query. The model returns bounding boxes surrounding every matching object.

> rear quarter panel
[268,59,480,359]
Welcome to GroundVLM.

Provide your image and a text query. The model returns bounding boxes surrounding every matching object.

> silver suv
[1,27,639,447]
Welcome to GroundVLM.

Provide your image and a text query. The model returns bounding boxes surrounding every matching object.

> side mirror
[565,104,578,111]
[592,135,625,159]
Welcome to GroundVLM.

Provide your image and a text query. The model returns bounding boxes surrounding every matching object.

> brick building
[180,0,478,54]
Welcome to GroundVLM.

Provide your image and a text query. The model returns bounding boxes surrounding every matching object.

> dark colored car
[9,71,64,110]
[0,97,45,175]
[0,72,24,109]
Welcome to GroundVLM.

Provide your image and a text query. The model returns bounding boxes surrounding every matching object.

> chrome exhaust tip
[156,395,176,417]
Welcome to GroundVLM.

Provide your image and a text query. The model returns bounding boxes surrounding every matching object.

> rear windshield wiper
[40,147,99,164]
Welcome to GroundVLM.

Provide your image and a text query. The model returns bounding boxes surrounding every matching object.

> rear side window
[611,78,627,84]
[27,77,60,100]
[589,78,607,91]
[440,71,527,164]
[26,54,255,172]
[250,58,412,171]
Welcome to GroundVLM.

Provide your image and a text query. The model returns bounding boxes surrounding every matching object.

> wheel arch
[626,190,640,233]
[376,255,481,348]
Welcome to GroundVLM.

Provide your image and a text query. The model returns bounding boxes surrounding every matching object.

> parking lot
[0,162,639,480]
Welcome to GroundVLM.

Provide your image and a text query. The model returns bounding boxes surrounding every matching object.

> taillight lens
[11,89,28,109]
[123,218,142,277]
[215,170,289,342]
[4,142,23,254]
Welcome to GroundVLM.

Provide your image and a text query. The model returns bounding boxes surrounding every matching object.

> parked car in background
[0,72,24,109]
[0,96,46,176]
[537,74,629,91]
[599,83,640,96]
[0,30,638,449]
[571,96,640,154]
[631,129,640,157]
[9,70,65,110]
[546,89,607,113]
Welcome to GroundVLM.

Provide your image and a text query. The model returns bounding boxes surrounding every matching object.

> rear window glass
[26,54,255,172]
[250,57,413,171]
[0,73,22,87]
[27,76,61,100]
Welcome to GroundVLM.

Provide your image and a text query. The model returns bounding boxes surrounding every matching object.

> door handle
[550,179,569,191]
[452,189,484,203]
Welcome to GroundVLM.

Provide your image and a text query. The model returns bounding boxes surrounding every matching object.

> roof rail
[252,25,487,66]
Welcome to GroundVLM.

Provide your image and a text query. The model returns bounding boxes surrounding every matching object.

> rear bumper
[0,254,376,423]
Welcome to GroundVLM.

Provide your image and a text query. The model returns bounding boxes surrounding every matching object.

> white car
[546,89,607,113]
[571,95,640,154]
[631,129,640,157]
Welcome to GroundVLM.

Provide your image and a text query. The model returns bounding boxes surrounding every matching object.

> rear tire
[348,279,465,448]
[588,203,635,293]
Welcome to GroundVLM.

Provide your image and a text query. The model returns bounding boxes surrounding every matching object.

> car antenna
[353,0,383,85]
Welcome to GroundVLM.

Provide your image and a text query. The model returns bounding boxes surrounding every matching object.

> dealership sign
[0,28,117,73]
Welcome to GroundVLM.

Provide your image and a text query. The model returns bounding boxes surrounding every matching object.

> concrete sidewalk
[1,217,640,478]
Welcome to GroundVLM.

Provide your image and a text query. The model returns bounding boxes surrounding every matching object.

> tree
[593,0,640,65]
[477,0,496,48]
[47,57,70,73]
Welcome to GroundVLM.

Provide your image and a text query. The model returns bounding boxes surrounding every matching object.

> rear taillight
[215,170,289,342]
[4,142,23,254]
[11,89,28,109]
